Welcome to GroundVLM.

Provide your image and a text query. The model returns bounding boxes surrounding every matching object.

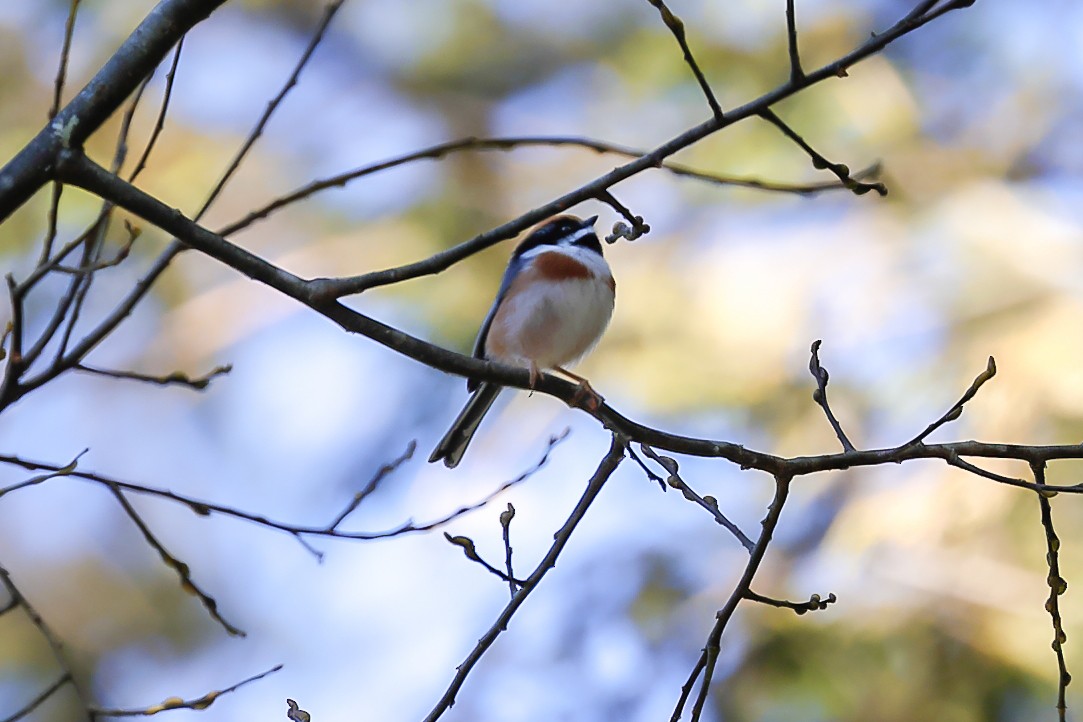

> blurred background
[2,0,1083,720]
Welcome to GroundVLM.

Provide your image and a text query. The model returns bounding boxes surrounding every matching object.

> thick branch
[0,0,229,220]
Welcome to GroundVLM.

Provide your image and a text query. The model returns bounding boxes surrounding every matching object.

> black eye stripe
[512,216,604,258]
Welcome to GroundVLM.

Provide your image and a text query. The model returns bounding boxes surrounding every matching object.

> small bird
[429,214,616,468]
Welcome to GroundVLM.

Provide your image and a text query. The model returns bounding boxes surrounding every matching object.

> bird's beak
[584,215,599,227]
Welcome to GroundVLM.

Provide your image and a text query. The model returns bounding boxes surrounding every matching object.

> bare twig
[328,440,416,530]
[759,108,888,196]
[89,664,282,717]
[596,189,650,243]
[499,504,518,599]
[53,71,156,365]
[902,356,996,447]
[422,436,626,722]
[220,136,873,242]
[0,432,570,554]
[809,340,856,452]
[106,485,245,637]
[673,474,792,722]
[2,675,71,722]
[640,444,755,552]
[744,588,837,615]
[54,221,140,274]
[626,443,667,490]
[444,533,526,586]
[0,448,87,499]
[646,0,724,119]
[49,0,82,120]
[1032,461,1070,722]
[3,275,23,377]
[785,0,804,83]
[0,562,95,720]
[194,0,345,221]
[74,362,232,391]
[128,39,185,182]
[37,0,83,265]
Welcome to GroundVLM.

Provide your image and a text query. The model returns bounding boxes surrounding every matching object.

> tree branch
[0,0,230,221]
[645,0,724,118]
[422,435,626,722]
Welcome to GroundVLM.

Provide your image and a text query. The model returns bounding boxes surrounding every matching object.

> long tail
[429,383,502,468]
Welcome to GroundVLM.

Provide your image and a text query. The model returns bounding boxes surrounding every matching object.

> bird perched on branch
[429,215,616,468]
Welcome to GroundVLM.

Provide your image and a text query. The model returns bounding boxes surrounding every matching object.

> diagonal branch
[328,440,416,531]
[107,485,245,637]
[0,561,96,720]
[640,444,754,552]
[194,0,345,221]
[443,533,526,586]
[422,435,626,722]
[89,664,282,718]
[3,674,71,722]
[760,108,888,196]
[221,136,877,242]
[0,0,231,221]
[902,355,996,447]
[672,474,792,722]
[128,39,185,182]
[645,0,724,118]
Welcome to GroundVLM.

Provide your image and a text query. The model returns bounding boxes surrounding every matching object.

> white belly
[487,276,614,369]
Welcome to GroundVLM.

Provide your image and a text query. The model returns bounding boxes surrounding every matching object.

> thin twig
[49,0,82,120]
[422,436,626,722]
[0,448,87,500]
[443,533,526,586]
[640,444,755,552]
[626,443,667,490]
[760,108,888,196]
[53,73,154,365]
[646,0,724,118]
[499,504,518,599]
[0,432,570,551]
[89,664,282,718]
[1032,461,1070,722]
[2,275,24,383]
[106,485,246,637]
[194,0,345,221]
[37,0,83,264]
[0,562,95,720]
[73,362,232,391]
[902,356,996,447]
[744,588,837,615]
[2,674,72,722]
[809,340,856,452]
[128,39,184,182]
[219,136,875,242]
[596,189,650,243]
[54,221,140,274]
[674,474,792,722]
[328,440,416,531]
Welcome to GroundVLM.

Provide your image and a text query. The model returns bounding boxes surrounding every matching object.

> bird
[429,214,616,468]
